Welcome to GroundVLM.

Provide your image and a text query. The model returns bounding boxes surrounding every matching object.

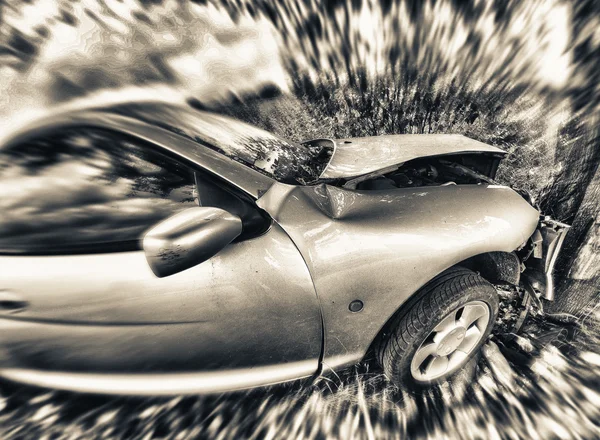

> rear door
[0,127,321,384]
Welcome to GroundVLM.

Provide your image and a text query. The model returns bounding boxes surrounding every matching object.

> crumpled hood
[318,134,506,180]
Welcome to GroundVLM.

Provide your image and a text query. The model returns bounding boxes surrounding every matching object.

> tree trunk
[545,118,600,316]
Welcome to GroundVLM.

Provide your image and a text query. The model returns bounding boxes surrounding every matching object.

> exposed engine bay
[302,137,571,314]
[339,153,503,190]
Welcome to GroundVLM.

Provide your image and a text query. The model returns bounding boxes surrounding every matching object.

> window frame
[192,170,272,242]
[0,126,271,256]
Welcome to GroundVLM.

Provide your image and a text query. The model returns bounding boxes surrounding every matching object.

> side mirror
[143,207,242,278]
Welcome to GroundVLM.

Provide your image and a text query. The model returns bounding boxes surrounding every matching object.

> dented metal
[257,182,539,368]
[318,134,506,180]
[521,218,570,301]
[0,102,564,394]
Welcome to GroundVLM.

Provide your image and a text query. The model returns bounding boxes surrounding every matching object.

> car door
[0,127,322,385]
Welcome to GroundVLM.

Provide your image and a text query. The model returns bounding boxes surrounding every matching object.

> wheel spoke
[460,304,488,328]
[456,325,482,353]
[412,342,438,370]
[448,350,468,370]
[425,355,449,377]
[434,311,457,333]
[409,300,492,382]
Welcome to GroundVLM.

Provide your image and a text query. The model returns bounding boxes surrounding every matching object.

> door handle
[0,290,29,313]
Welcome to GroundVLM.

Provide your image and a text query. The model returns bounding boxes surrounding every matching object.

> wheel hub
[410,300,491,383]
[435,326,466,356]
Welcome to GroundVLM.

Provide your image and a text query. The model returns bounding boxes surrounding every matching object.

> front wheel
[378,267,498,388]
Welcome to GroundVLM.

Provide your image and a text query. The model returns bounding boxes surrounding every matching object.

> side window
[194,172,271,239]
[0,128,197,254]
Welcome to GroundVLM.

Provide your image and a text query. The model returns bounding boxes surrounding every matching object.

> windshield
[105,103,332,185]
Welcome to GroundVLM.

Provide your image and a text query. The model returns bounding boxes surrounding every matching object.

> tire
[378,266,498,388]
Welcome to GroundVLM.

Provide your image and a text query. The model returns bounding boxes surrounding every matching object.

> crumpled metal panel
[258,183,539,370]
[522,218,570,301]
[319,134,506,179]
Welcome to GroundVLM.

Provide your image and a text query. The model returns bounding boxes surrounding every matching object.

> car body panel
[0,224,323,374]
[0,361,316,396]
[319,134,506,179]
[0,102,550,395]
[257,183,539,369]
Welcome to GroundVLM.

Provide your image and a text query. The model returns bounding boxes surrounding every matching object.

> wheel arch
[460,251,521,286]
[366,251,520,361]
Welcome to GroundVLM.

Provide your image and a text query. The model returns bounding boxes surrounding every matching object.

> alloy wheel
[410,300,490,382]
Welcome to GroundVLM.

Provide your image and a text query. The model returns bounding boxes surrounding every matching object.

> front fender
[258,183,539,369]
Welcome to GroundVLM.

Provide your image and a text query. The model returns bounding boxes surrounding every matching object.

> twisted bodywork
[0,102,567,394]
[314,134,505,180]
[257,182,539,369]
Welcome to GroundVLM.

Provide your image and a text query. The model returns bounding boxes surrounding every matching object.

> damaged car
[0,102,569,395]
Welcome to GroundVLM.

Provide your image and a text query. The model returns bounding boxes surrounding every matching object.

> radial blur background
[0,1,599,439]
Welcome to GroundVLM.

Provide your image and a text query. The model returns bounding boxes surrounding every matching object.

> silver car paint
[257,182,539,370]
[143,207,243,278]
[0,105,542,394]
[320,134,506,179]
[0,223,322,375]
[0,361,317,396]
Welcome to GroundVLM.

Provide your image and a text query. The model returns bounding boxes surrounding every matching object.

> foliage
[220,71,557,202]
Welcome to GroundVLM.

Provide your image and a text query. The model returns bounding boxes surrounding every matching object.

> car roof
[0,102,276,198]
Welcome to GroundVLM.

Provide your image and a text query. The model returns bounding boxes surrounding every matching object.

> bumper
[521,217,570,301]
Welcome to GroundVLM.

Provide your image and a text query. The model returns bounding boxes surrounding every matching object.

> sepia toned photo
[0,1,598,439]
